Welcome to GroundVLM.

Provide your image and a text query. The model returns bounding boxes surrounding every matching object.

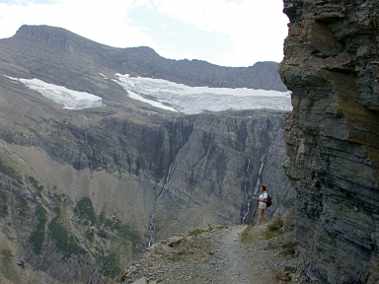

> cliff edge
[281,0,379,283]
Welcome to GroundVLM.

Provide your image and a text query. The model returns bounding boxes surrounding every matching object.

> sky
[0,0,289,67]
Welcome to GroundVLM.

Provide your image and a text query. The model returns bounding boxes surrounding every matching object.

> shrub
[48,216,84,258]
[29,205,47,254]
[0,191,8,218]
[0,157,21,180]
[188,228,209,237]
[264,217,284,240]
[28,176,44,192]
[97,253,121,278]
[279,241,297,257]
[74,197,97,225]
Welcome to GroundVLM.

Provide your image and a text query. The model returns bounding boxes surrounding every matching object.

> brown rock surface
[281,0,379,283]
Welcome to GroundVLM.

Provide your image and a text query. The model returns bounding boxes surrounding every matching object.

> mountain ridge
[0,24,287,91]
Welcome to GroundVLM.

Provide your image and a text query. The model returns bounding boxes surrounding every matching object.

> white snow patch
[3,75,19,81]
[127,90,178,112]
[99,73,108,79]
[114,73,292,114]
[4,75,103,110]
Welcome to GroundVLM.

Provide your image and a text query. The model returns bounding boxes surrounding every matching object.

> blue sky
[0,0,289,66]
[128,5,232,60]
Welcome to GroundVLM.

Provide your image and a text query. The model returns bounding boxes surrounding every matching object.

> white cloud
[0,0,154,47]
[0,0,288,66]
[145,0,288,65]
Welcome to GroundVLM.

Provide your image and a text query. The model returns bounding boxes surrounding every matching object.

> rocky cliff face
[0,108,291,283]
[281,0,379,283]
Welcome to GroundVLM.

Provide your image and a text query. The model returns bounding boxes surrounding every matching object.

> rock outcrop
[281,0,379,283]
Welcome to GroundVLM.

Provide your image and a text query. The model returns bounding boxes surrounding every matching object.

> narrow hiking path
[123,220,297,284]
[209,224,284,284]
[209,225,252,284]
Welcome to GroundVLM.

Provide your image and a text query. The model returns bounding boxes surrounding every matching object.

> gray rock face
[281,1,379,283]
[0,109,292,283]
[1,25,287,91]
[0,25,293,283]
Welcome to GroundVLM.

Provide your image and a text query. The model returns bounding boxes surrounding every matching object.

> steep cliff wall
[281,1,379,283]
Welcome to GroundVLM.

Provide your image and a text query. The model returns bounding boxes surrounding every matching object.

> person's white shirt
[258,192,268,209]
[259,192,268,201]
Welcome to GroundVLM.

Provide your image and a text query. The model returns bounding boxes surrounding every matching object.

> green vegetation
[29,205,47,254]
[28,176,44,192]
[101,220,141,254]
[112,223,140,244]
[48,216,84,258]
[241,217,286,243]
[188,225,226,237]
[98,212,140,248]
[15,197,29,218]
[264,217,284,240]
[188,227,209,237]
[0,249,17,282]
[275,270,293,282]
[85,229,95,242]
[0,249,13,260]
[74,197,97,225]
[98,211,107,225]
[240,226,259,243]
[0,191,8,218]
[97,253,121,278]
[0,156,21,180]
[279,241,297,257]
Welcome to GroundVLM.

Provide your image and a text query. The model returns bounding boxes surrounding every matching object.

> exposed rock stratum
[281,0,379,283]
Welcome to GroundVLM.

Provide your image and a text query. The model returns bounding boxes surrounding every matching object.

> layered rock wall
[0,108,293,283]
[281,1,379,283]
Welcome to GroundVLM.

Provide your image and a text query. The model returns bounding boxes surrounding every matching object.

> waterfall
[254,155,266,195]
[241,155,266,224]
[146,162,176,247]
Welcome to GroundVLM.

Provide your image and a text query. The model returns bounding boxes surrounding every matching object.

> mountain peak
[15,25,74,40]
[12,24,106,52]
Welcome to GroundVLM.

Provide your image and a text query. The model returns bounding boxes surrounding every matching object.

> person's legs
[257,208,265,225]
[261,209,266,224]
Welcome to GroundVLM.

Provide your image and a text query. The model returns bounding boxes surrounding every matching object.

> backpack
[266,195,272,208]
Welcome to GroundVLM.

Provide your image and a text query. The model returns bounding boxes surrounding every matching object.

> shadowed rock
[281,0,379,283]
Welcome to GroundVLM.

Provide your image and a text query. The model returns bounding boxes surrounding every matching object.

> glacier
[4,76,103,110]
[114,74,292,114]
[4,74,291,114]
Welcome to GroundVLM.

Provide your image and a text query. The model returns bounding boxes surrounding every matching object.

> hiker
[257,184,270,224]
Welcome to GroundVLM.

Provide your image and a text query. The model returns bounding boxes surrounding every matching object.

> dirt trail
[209,224,284,284]
[124,221,297,284]
[210,225,252,284]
